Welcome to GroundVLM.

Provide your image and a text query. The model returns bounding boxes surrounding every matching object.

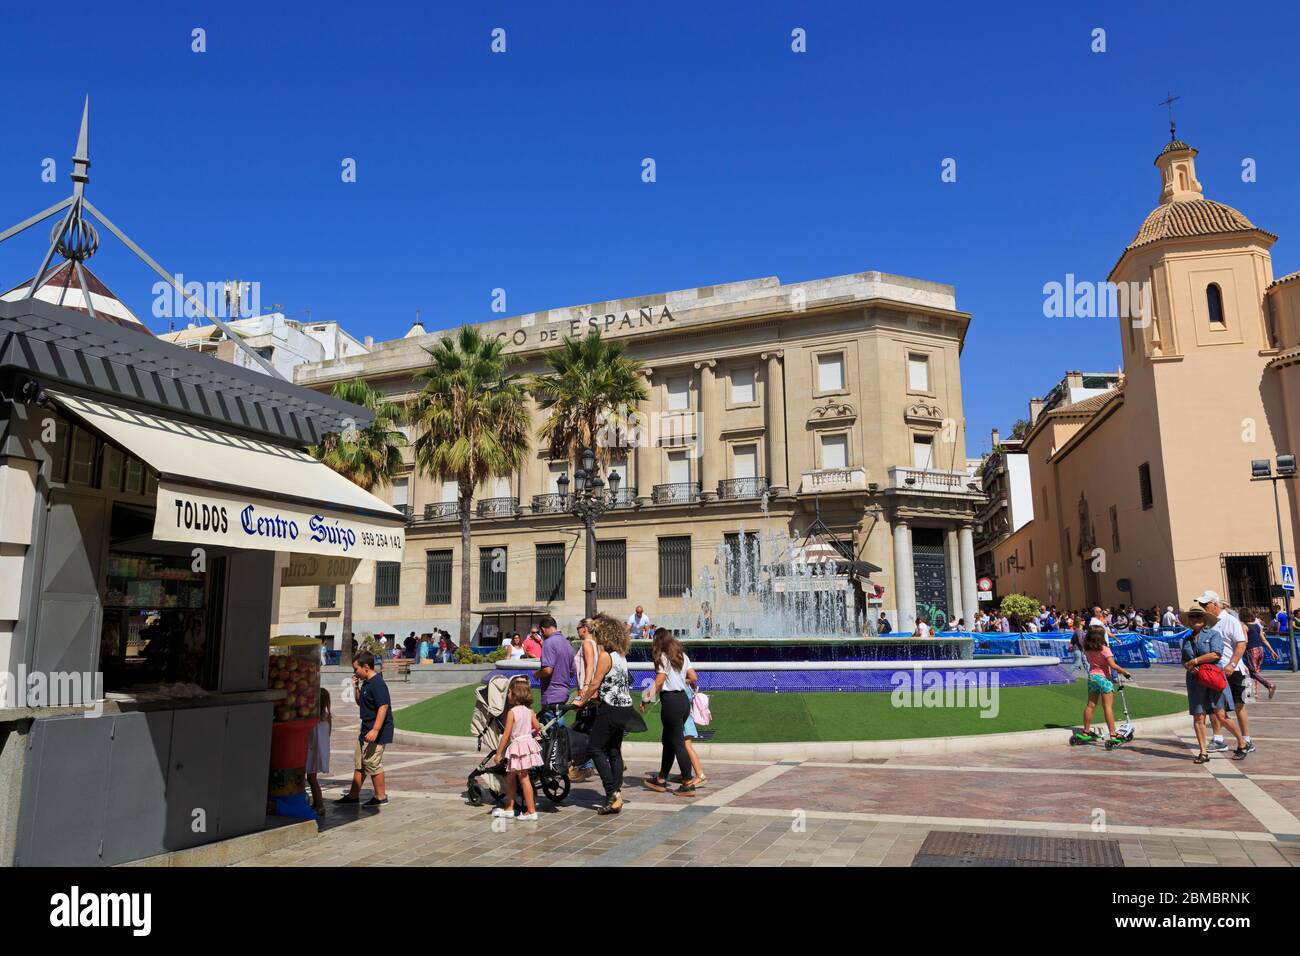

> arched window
[1207,283,1225,325]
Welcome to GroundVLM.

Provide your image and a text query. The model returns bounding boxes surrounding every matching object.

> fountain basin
[622,637,973,663]
[495,654,1074,693]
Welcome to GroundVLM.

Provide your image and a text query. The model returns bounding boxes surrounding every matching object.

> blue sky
[1,0,1296,450]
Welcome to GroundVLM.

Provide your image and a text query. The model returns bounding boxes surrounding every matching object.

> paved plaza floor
[237,667,1300,867]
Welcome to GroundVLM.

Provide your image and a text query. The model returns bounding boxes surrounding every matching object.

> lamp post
[1251,455,1297,672]
[558,447,621,619]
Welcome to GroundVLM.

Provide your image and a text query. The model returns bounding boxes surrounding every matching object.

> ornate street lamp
[561,447,622,617]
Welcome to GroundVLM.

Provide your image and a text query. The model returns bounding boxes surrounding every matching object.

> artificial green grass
[394,679,1184,743]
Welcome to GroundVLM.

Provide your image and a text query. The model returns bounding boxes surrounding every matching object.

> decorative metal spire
[0,98,284,379]
[1158,90,1181,141]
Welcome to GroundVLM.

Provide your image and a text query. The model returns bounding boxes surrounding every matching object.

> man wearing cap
[1197,590,1255,753]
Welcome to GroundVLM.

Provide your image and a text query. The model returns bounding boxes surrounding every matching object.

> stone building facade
[276,270,985,642]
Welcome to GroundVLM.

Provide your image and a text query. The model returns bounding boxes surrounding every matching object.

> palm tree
[530,329,648,467]
[311,378,407,654]
[410,326,532,646]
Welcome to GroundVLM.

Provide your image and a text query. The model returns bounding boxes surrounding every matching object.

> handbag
[690,690,712,726]
[1196,664,1227,693]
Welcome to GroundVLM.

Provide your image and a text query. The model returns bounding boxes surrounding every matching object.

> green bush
[999,593,1041,628]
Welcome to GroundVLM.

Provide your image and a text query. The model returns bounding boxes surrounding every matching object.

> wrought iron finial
[1158,90,1180,141]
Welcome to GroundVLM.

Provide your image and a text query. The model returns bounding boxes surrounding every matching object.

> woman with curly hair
[571,612,642,814]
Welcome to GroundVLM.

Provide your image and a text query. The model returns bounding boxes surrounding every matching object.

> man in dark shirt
[337,650,394,807]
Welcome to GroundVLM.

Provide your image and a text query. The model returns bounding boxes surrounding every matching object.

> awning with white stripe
[48,390,406,562]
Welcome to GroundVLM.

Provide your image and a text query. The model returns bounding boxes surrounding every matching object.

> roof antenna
[0,97,285,379]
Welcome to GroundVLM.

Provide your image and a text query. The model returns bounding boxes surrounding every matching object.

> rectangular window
[1110,504,1121,552]
[1029,539,1034,567]
[102,444,124,492]
[821,433,848,470]
[425,550,452,604]
[317,584,337,608]
[479,546,507,603]
[123,456,144,495]
[658,536,692,598]
[730,367,755,404]
[535,543,565,602]
[68,427,97,487]
[667,376,690,411]
[911,434,933,470]
[374,561,401,606]
[733,443,758,479]
[597,539,627,600]
[817,353,845,392]
[49,420,71,483]
[441,480,458,503]
[548,462,568,492]
[667,449,692,484]
[1138,462,1154,510]
[907,353,930,392]
[390,478,409,515]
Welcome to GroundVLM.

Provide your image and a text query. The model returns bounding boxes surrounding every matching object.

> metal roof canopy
[0,297,369,445]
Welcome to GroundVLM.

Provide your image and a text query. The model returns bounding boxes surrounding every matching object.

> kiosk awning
[49,390,406,562]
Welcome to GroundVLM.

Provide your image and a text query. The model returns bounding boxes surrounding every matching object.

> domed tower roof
[1125,137,1274,251]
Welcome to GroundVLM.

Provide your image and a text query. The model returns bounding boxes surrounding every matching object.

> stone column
[634,367,655,506]
[695,360,719,500]
[762,350,788,496]
[892,519,916,633]
[958,523,978,628]
[517,404,536,508]
[945,526,963,626]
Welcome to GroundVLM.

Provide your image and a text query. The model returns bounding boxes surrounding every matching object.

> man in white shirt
[627,605,653,640]
[1198,590,1254,753]
[1161,606,1179,629]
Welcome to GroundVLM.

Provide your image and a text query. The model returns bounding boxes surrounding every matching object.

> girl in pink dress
[492,677,543,821]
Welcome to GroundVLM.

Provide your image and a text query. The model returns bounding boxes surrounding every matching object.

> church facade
[276,270,985,643]
[993,137,1300,613]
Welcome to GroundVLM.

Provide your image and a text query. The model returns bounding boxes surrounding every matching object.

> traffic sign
[1283,565,1296,593]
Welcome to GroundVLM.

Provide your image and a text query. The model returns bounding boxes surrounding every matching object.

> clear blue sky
[1,0,1296,450]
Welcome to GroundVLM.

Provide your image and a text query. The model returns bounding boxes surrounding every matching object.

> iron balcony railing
[476,496,520,518]
[531,493,567,514]
[652,482,701,505]
[717,476,768,500]
[422,502,463,521]
[608,486,637,508]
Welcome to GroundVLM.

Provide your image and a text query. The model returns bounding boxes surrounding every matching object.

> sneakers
[491,807,513,818]
[334,793,360,805]
[1244,739,1257,753]
[517,812,538,822]
[596,796,624,815]
[1208,739,1229,753]
[363,796,389,807]
[1233,747,1249,760]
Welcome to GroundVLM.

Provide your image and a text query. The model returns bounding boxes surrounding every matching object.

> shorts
[354,740,386,776]
[1087,674,1114,695]
[1226,671,1248,711]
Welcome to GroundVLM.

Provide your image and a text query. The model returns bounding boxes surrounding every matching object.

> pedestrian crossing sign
[1283,565,1296,592]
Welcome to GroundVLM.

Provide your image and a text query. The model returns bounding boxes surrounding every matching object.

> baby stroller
[465,674,572,807]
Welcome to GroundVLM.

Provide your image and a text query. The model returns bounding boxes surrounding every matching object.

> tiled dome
[1127,198,1271,251]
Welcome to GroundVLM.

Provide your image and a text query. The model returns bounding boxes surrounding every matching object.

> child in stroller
[467,674,572,810]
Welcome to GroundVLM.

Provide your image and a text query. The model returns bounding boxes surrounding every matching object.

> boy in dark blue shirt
[337,650,394,807]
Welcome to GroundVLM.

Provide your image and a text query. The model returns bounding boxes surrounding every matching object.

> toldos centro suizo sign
[153,481,406,562]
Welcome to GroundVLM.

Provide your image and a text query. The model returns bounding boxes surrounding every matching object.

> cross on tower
[1158,90,1181,140]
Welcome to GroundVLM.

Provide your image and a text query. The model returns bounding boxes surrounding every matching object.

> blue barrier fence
[949,627,1295,670]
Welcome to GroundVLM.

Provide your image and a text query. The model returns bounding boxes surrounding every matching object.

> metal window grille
[425,550,452,605]
[597,539,627,600]
[536,543,565,602]
[479,546,507,603]
[374,561,401,606]
[1138,463,1154,510]
[658,536,692,598]
[317,584,337,608]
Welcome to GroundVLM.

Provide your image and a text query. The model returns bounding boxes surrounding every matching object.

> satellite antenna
[0,98,284,378]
